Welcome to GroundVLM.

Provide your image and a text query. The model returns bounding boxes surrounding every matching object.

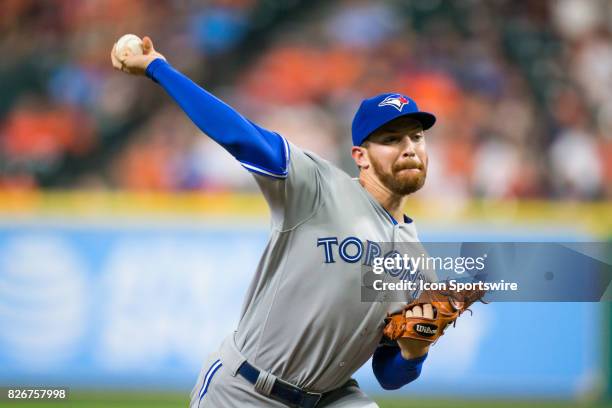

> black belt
[237,361,323,408]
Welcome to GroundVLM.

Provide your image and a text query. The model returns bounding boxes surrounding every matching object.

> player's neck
[359,174,409,223]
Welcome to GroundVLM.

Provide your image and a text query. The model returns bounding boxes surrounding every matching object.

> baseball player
[112,37,439,408]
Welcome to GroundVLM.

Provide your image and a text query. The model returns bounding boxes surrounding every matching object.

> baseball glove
[383,285,486,343]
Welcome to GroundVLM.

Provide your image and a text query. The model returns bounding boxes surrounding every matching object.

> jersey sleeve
[252,141,329,231]
[146,58,328,230]
[146,58,288,177]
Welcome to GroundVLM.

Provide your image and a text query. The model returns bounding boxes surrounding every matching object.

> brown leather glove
[383,286,486,343]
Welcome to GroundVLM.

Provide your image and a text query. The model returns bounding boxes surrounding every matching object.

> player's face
[364,118,428,195]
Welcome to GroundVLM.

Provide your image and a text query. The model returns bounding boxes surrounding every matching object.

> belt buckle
[300,390,322,408]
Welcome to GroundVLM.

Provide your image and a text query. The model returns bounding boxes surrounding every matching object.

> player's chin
[393,172,426,195]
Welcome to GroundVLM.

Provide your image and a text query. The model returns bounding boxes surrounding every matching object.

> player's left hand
[396,304,432,360]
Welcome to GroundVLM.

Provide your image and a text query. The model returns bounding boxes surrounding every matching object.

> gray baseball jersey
[232,141,430,393]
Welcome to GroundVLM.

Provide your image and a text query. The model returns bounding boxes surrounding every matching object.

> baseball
[114,34,143,59]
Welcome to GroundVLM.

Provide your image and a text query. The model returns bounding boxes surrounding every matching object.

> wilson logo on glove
[414,323,437,337]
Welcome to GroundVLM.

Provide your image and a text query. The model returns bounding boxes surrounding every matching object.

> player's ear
[351,146,370,170]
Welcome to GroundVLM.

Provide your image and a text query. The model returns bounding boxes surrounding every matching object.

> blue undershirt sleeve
[145,58,288,178]
[372,345,427,390]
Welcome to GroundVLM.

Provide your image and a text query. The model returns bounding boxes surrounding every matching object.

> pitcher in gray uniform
[112,36,438,408]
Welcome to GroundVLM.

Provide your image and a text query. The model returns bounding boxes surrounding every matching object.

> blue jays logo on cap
[351,92,437,146]
[378,94,410,112]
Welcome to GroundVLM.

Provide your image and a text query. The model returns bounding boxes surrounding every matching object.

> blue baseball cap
[351,93,436,146]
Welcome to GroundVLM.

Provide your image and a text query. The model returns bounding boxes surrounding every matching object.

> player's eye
[383,135,400,144]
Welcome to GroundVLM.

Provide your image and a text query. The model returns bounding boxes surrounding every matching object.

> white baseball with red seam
[114,34,143,58]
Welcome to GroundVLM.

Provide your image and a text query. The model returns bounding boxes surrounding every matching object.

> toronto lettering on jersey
[316,236,382,265]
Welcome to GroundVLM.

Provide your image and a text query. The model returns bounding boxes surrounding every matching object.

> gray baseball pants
[190,334,378,408]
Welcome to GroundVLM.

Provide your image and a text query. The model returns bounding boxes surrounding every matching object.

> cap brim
[399,111,436,130]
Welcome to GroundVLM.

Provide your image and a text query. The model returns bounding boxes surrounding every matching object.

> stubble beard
[370,156,427,196]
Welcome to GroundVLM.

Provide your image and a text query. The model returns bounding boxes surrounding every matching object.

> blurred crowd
[0,0,610,200]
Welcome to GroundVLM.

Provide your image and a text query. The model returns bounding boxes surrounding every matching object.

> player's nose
[400,138,417,157]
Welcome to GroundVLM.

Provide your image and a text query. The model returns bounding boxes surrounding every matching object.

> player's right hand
[111,36,166,76]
